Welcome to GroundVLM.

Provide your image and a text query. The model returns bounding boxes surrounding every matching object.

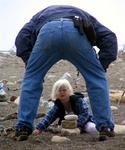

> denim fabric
[16,19,114,131]
[16,5,118,65]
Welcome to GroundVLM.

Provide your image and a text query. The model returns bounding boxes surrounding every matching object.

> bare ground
[0,52,125,150]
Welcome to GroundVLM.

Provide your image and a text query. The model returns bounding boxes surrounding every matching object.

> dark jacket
[35,94,93,131]
[15,5,118,69]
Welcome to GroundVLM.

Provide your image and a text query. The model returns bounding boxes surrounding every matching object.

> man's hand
[99,58,111,72]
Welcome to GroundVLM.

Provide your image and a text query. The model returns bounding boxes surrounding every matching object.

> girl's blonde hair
[51,79,73,100]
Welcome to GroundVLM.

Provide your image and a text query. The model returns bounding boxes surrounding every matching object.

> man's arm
[90,15,118,71]
[15,20,36,64]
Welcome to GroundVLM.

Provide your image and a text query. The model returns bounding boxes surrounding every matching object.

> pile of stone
[61,114,80,136]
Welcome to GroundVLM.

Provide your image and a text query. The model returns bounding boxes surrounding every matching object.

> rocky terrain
[0,51,125,150]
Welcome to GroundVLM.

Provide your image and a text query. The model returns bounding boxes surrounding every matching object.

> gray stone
[64,114,78,120]
[51,135,71,142]
[61,128,80,136]
[61,120,77,129]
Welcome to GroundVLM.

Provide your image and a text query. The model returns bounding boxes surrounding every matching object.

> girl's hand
[33,128,41,135]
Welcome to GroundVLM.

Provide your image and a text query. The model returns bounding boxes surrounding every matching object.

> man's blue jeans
[16,19,114,131]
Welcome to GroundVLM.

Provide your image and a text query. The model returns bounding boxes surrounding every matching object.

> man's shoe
[99,127,115,141]
[14,126,32,141]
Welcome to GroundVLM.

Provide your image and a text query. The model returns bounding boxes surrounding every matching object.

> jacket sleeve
[75,98,91,128]
[89,15,118,71]
[15,20,36,64]
[35,104,59,130]
[15,8,47,64]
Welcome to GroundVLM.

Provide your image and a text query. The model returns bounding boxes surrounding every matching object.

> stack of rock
[61,114,80,136]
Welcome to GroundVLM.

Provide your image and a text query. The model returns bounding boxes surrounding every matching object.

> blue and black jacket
[35,94,94,131]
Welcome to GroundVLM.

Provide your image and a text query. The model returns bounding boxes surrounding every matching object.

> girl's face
[57,86,70,103]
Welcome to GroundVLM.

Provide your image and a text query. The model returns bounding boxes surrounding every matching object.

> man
[15,5,118,141]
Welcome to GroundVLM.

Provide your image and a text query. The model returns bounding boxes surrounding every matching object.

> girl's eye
[59,89,67,92]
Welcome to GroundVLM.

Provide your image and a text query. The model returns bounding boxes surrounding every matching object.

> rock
[0,102,8,105]
[0,125,5,132]
[47,126,61,134]
[39,100,54,114]
[109,90,125,103]
[121,120,125,125]
[119,78,124,81]
[110,106,118,111]
[64,114,78,120]
[60,72,72,80]
[46,74,56,79]
[61,120,77,129]
[10,96,20,105]
[6,82,15,90]
[114,124,125,134]
[61,128,80,136]
[10,96,17,102]
[9,76,17,79]
[0,117,5,121]
[0,95,8,102]
[0,125,5,136]
[1,112,17,121]
[16,79,22,84]
[2,127,15,136]
[0,79,8,85]
[51,135,71,142]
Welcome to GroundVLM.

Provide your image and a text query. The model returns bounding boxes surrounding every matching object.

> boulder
[64,114,78,120]
[61,120,77,129]
[121,120,125,125]
[110,105,118,111]
[51,135,70,142]
[61,128,80,136]
[114,124,125,134]
[110,90,125,103]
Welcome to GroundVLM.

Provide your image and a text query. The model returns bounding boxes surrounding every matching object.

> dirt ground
[0,51,125,150]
